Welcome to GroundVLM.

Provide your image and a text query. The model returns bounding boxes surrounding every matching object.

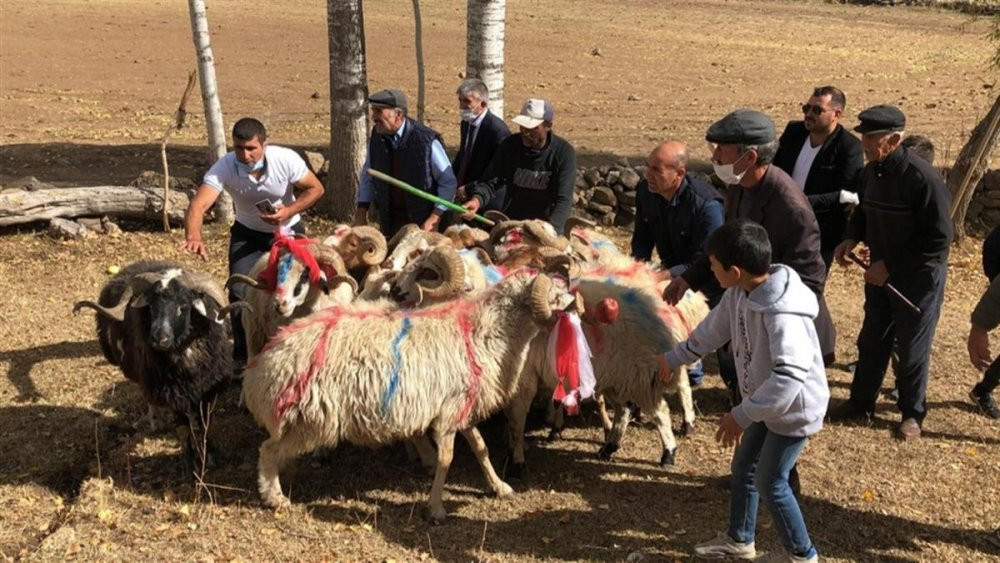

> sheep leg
[258,436,296,509]
[651,398,679,466]
[503,394,532,480]
[427,428,457,524]
[411,433,437,476]
[548,402,564,441]
[595,393,613,441]
[598,395,630,460]
[675,366,696,437]
[460,426,513,498]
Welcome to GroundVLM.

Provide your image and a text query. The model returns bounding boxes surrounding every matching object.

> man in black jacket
[460,98,577,234]
[832,105,953,440]
[774,86,864,269]
[452,79,510,211]
[354,89,457,238]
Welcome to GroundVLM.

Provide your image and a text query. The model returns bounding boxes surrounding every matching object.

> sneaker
[754,548,818,562]
[970,389,1000,419]
[693,531,756,559]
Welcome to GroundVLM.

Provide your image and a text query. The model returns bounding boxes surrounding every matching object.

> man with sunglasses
[831,105,952,441]
[774,86,864,270]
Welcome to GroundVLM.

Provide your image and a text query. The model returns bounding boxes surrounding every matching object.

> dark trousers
[975,357,1000,396]
[227,221,304,366]
[850,264,947,422]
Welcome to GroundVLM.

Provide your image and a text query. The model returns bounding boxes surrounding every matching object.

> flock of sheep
[73,215,709,523]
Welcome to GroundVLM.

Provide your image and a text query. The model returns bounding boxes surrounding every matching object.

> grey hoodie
[666,264,830,437]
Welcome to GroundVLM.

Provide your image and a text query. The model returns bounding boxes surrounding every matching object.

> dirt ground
[1,0,999,561]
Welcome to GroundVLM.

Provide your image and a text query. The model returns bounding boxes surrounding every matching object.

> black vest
[368,117,444,237]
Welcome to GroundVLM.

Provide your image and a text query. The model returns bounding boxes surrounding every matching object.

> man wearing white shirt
[180,117,324,371]
[774,86,864,270]
[353,89,458,237]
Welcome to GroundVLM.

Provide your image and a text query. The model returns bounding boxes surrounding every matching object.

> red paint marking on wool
[658,303,693,335]
[657,354,673,384]
[273,318,337,422]
[453,312,484,428]
[257,231,324,292]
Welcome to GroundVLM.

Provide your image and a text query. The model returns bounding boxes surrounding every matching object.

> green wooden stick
[366,168,495,227]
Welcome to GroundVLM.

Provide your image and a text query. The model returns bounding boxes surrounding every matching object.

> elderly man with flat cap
[354,88,457,238]
[663,109,836,366]
[460,98,577,234]
[831,105,953,440]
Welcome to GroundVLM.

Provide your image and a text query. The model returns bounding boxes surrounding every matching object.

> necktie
[457,124,476,185]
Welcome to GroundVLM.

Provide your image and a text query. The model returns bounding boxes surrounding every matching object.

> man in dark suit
[453,78,510,211]
[774,86,864,270]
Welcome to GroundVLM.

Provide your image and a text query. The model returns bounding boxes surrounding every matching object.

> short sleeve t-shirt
[202,145,309,232]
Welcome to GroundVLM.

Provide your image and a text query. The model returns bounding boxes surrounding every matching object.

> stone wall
[966,169,1000,227]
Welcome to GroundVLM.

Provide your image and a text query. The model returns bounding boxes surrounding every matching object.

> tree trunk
[949,93,1000,240]
[0,186,192,227]
[412,0,426,123]
[466,0,505,119]
[321,0,369,222]
[188,0,234,223]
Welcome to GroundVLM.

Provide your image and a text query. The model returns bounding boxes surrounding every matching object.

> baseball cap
[512,98,554,129]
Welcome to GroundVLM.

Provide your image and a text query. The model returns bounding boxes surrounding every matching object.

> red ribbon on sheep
[257,230,332,292]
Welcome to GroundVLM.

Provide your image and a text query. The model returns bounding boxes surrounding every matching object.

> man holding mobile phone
[179,117,324,373]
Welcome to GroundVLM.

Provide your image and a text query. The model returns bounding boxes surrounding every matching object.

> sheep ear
[192,298,209,318]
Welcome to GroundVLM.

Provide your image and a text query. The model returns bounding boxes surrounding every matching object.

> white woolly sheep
[241,271,580,522]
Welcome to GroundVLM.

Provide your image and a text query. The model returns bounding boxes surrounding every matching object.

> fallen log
[0,185,191,227]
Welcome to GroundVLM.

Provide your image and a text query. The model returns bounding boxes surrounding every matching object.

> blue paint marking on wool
[277,254,294,286]
[622,288,672,350]
[381,316,413,414]
[591,239,620,254]
[484,266,504,286]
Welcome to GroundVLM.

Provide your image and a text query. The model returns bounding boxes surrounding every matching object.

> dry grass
[0,220,997,561]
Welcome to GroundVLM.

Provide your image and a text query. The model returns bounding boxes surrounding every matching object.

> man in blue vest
[354,89,457,238]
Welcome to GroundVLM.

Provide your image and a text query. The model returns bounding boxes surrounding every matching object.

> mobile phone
[255,199,277,214]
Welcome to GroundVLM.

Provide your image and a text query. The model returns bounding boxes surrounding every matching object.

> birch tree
[466,0,505,119]
[321,0,369,221]
[187,0,234,222]
[412,0,426,123]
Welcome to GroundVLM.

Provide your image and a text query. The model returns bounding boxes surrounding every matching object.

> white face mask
[712,151,750,185]
[460,108,481,123]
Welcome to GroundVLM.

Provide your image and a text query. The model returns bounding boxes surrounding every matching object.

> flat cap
[705,109,776,145]
[368,89,407,111]
[854,104,905,134]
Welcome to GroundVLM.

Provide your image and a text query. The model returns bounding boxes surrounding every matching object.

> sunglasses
[801,103,831,116]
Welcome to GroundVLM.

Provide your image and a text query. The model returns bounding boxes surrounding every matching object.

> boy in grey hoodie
[665,219,829,562]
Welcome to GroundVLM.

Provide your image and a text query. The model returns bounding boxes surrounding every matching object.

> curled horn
[387,223,422,251]
[522,221,571,251]
[543,253,576,280]
[309,242,349,276]
[529,274,555,323]
[330,275,358,295]
[488,220,524,246]
[473,247,493,266]
[73,285,134,322]
[351,226,388,266]
[484,210,510,224]
[216,301,253,320]
[564,216,596,235]
[225,274,266,291]
[417,244,466,300]
[179,272,228,307]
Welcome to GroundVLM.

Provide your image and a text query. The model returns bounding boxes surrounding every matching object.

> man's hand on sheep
[715,412,744,448]
[662,277,689,305]
[422,213,442,232]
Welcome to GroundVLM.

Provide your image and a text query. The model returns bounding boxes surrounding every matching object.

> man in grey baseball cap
[460,97,577,234]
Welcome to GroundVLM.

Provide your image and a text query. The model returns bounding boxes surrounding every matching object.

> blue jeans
[729,422,816,559]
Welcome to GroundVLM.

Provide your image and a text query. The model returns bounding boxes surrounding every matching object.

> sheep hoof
[659,448,677,467]
[597,442,619,460]
[262,493,291,511]
[424,506,448,525]
[680,421,695,437]
[495,482,515,498]
[546,428,563,442]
